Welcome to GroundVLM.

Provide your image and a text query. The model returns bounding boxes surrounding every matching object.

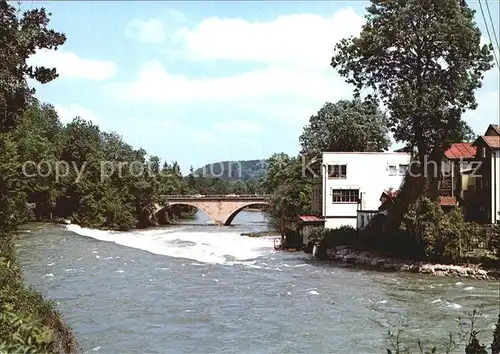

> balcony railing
[438,179,453,190]
[163,194,270,199]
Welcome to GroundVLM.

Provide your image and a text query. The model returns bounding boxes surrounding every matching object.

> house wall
[491,150,500,223]
[357,210,379,229]
[472,142,493,224]
[440,158,475,197]
[321,152,411,229]
[311,180,322,215]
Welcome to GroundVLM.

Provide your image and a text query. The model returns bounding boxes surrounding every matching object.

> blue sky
[27,0,499,173]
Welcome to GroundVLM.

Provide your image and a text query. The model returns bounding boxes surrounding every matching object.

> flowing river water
[16,211,499,354]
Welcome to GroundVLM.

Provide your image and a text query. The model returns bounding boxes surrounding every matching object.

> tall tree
[0,1,66,233]
[262,153,312,229]
[14,103,64,218]
[299,99,391,158]
[0,1,66,134]
[331,0,493,177]
[449,120,477,143]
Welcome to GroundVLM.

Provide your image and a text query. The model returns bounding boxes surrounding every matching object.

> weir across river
[154,194,270,225]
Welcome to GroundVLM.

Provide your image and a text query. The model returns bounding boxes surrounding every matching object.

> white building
[313,152,411,229]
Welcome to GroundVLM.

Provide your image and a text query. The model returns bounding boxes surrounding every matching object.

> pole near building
[280,212,285,247]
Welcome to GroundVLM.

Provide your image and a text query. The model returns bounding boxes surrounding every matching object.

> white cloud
[126,8,187,44]
[28,50,116,81]
[112,6,499,160]
[54,104,101,124]
[107,59,350,103]
[176,8,364,68]
[110,8,363,104]
[126,19,166,43]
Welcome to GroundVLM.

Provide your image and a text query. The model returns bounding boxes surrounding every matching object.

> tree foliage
[331,0,493,165]
[261,153,312,230]
[0,2,78,352]
[0,1,66,134]
[299,99,391,157]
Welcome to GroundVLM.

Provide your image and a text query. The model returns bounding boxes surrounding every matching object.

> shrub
[308,225,358,259]
[387,309,498,354]
[0,303,54,354]
[400,197,484,263]
[0,238,77,353]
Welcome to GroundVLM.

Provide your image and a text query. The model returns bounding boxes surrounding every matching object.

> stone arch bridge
[155,194,270,226]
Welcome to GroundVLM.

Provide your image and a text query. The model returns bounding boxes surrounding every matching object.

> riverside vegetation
[0,2,267,353]
[258,0,500,353]
[1,2,78,353]
[1,0,499,353]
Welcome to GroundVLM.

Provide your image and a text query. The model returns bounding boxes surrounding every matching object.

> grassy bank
[241,231,279,237]
[0,234,77,354]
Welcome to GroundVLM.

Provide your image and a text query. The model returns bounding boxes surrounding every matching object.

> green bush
[308,225,358,258]
[0,303,53,354]
[0,239,76,353]
[400,197,484,262]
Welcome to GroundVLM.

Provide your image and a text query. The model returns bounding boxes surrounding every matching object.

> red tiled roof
[439,196,457,206]
[444,142,476,159]
[483,135,500,149]
[298,215,324,222]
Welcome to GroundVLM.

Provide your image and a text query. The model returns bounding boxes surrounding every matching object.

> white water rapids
[65,224,275,265]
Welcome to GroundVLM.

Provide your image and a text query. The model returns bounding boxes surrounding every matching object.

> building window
[327,164,347,178]
[399,164,408,175]
[388,165,397,176]
[332,189,359,203]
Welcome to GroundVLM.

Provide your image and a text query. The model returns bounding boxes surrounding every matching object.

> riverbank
[315,248,500,280]
[241,230,279,237]
[0,232,77,353]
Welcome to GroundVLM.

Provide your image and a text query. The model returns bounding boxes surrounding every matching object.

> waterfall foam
[65,224,274,264]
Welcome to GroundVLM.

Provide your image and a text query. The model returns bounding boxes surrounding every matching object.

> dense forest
[14,103,271,230]
[193,159,268,181]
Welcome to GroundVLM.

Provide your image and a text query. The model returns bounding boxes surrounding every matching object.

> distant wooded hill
[194,159,269,181]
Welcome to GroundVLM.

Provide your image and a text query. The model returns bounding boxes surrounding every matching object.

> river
[16,211,499,354]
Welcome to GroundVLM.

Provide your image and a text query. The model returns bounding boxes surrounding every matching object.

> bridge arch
[155,202,219,224]
[224,202,269,225]
[155,200,270,226]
